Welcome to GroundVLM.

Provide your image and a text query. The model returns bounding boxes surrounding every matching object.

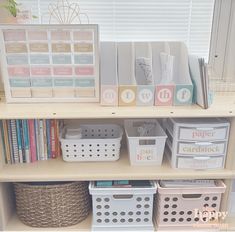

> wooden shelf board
[0,150,233,182]
[0,93,235,119]
[5,213,91,231]
[5,213,234,232]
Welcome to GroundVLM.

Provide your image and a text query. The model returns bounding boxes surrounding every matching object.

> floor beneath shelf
[0,149,233,181]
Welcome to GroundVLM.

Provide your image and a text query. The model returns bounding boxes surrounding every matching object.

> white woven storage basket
[60,124,123,162]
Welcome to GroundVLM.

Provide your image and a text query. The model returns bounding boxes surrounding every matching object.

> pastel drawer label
[8,67,30,76]
[73,31,93,40]
[54,78,73,87]
[52,55,72,64]
[11,88,31,98]
[75,87,95,97]
[31,67,51,76]
[74,43,93,52]
[7,55,28,65]
[10,78,31,87]
[136,147,157,162]
[31,78,52,87]
[52,43,71,53]
[178,127,228,141]
[51,30,70,40]
[177,156,224,169]
[5,43,27,53]
[53,67,73,75]
[30,55,50,64]
[178,142,226,155]
[29,43,49,52]
[75,66,94,75]
[28,30,48,40]
[74,54,93,64]
[3,29,26,41]
[74,79,95,87]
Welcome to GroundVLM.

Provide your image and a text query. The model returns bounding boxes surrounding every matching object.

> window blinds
[18,0,215,60]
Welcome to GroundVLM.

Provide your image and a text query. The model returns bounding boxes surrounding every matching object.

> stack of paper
[189,55,213,109]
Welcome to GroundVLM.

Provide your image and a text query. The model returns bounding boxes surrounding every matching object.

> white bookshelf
[0,92,235,231]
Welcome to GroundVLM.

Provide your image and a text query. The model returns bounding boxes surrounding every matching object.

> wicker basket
[13,181,91,228]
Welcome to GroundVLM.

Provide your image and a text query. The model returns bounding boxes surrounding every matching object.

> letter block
[119,85,137,106]
[155,85,174,106]
[137,85,155,106]
[101,85,118,106]
[174,84,193,105]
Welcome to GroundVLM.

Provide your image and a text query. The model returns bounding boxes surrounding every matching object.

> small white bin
[89,180,157,231]
[60,124,123,162]
[154,180,226,230]
[124,119,167,166]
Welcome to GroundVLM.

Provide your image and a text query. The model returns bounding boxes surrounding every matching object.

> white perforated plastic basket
[154,180,226,230]
[89,181,157,231]
[60,124,123,162]
[124,119,167,166]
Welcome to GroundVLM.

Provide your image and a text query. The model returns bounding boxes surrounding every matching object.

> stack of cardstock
[0,24,99,103]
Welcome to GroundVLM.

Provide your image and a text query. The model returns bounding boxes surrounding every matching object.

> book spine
[0,121,7,164]
[16,120,23,163]
[34,119,40,161]
[11,119,19,164]
[43,119,48,160]
[7,120,14,164]
[50,119,56,159]
[56,120,61,157]
[46,119,51,159]
[2,120,11,164]
[19,120,26,163]
[39,119,45,161]
[23,120,30,163]
[28,119,37,163]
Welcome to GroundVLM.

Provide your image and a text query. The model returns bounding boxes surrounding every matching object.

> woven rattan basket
[13,181,91,228]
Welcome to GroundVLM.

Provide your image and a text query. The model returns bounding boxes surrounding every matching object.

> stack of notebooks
[0,119,61,164]
[189,55,213,109]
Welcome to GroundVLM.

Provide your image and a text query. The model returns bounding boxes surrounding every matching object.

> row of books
[0,119,61,164]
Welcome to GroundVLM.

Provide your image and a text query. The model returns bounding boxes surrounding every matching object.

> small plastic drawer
[176,155,224,169]
[177,141,227,156]
[167,118,230,142]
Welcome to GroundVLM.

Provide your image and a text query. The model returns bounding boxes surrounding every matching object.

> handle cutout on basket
[182,194,202,199]
[139,139,156,145]
[113,194,133,199]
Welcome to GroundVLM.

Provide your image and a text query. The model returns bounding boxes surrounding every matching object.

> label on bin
[136,147,156,161]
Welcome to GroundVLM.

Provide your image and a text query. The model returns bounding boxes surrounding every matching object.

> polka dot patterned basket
[89,181,157,231]
[154,180,226,230]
